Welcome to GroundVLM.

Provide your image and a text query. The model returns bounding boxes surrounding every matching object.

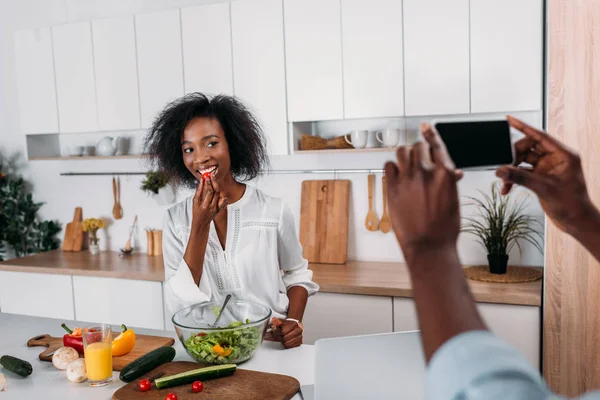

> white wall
[0,0,545,266]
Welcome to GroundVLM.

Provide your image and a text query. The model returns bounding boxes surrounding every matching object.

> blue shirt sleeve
[426,330,557,400]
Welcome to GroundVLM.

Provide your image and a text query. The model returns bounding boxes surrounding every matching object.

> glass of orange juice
[82,324,113,386]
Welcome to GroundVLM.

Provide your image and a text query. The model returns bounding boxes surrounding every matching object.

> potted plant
[141,171,175,205]
[82,218,105,255]
[462,182,543,274]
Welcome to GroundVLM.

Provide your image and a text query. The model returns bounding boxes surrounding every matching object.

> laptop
[301,331,426,400]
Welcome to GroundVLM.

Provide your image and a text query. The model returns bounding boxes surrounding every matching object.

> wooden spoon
[124,215,138,251]
[112,177,123,220]
[365,174,379,231]
[379,176,391,233]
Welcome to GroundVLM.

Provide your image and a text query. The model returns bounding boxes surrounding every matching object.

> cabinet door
[13,28,59,134]
[92,16,141,130]
[0,271,74,320]
[303,293,393,344]
[73,276,164,330]
[403,0,469,116]
[284,0,343,121]
[181,3,233,95]
[341,0,404,118]
[52,22,99,132]
[231,0,288,155]
[470,0,543,113]
[135,9,184,129]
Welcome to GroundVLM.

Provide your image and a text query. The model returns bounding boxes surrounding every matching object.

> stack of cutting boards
[299,180,351,265]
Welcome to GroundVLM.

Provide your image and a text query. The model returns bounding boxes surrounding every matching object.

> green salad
[184,319,262,364]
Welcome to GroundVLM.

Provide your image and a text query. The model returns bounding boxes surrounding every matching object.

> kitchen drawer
[73,276,164,330]
[393,297,541,369]
[303,293,393,344]
[0,271,74,320]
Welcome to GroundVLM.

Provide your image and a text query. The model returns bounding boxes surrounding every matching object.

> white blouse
[162,185,319,320]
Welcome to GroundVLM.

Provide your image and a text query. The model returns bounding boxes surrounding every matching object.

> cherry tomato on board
[165,393,178,400]
[192,380,204,393]
[138,379,151,392]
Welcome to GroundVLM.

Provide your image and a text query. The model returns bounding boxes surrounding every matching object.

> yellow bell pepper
[112,324,136,357]
[212,344,232,357]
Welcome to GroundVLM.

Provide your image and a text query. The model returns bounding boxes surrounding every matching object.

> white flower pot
[152,185,176,205]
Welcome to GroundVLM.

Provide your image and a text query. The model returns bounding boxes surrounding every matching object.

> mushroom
[52,347,79,370]
[66,359,87,383]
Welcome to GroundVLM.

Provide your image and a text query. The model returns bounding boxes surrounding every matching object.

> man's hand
[497,116,599,235]
[384,123,462,265]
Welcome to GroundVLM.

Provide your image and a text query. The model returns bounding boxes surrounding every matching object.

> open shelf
[29,155,146,161]
[294,147,396,154]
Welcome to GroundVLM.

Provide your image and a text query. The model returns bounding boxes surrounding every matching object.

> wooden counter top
[310,261,542,306]
[0,251,542,306]
[0,250,164,282]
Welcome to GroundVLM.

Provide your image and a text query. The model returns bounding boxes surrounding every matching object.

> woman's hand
[191,177,228,232]
[270,318,304,349]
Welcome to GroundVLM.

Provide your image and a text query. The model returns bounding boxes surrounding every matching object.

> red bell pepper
[61,323,84,355]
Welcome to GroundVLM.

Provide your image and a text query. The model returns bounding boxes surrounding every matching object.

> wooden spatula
[112,177,123,220]
[379,175,391,233]
[365,174,379,231]
[62,207,84,251]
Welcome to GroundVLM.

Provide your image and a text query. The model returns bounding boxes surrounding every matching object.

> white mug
[344,130,369,149]
[376,129,401,148]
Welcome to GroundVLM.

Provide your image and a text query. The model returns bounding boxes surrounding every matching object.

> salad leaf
[184,319,262,364]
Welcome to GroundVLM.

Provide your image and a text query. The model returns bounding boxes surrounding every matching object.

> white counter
[0,312,314,399]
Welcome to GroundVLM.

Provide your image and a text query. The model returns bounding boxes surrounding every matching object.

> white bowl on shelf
[66,146,84,157]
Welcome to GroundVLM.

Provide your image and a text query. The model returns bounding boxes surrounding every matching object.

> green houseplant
[140,170,175,205]
[0,162,61,261]
[462,182,543,274]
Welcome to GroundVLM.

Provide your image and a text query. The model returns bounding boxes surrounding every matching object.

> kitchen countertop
[0,250,542,306]
[0,312,314,400]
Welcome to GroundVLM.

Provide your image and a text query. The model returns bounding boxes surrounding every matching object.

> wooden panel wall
[545,0,600,395]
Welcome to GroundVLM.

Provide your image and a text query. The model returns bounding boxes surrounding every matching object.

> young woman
[145,93,318,348]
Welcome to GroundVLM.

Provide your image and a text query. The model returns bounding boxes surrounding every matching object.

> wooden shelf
[29,155,146,161]
[294,147,396,154]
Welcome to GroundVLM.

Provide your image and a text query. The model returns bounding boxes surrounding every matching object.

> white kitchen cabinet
[231,0,288,155]
[283,0,343,121]
[13,28,59,134]
[470,0,543,113]
[341,0,404,119]
[0,271,74,320]
[393,297,541,369]
[92,16,140,130]
[135,9,184,129]
[403,0,470,116]
[182,3,233,96]
[52,22,98,132]
[73,276,164,330]
[303,293,393,344]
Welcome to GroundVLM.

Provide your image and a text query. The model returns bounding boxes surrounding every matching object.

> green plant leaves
[140,170,170,195]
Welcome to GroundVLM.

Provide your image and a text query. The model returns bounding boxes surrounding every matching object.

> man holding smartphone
[385,116,600,399]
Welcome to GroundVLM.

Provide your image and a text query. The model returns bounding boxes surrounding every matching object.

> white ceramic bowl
[66,146,84,156]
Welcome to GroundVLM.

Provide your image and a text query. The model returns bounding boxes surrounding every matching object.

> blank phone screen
[434,120,513,169]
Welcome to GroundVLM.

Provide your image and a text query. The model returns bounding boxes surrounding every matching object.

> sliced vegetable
[52,347,79,370]
[192,380,204,393]
[112,324,136,357]
[138,379,151,392]
[61,323,84,354]
[119,346,176,383]
[66,359,87,383]
[155,364,236,390]
[165,393,178,400]
[0,355,33,377]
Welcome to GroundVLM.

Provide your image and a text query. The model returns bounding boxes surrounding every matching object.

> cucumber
[119,346,176,383]
[155,364,236,389]
[0,355,33,377]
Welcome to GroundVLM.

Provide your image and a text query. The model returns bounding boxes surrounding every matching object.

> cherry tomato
[165,393,178,400]
[192,380,204,393]
[138,379,151,392]
[202,172,211,181]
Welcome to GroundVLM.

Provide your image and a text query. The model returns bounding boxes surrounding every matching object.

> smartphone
[431,119,514,170]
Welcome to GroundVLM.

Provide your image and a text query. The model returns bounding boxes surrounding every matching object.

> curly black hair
[144,93,270,188]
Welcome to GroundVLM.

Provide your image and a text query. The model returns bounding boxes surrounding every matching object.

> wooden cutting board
[112,361,300,400]
[62,207,84,252]
[299,180,350,264]
[27,333,175,371]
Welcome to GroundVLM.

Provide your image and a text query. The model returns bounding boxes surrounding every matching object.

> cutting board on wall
[62,207,84,252]
[299,180,350,264]
[27,333,174,371]
[112,361,300,400]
